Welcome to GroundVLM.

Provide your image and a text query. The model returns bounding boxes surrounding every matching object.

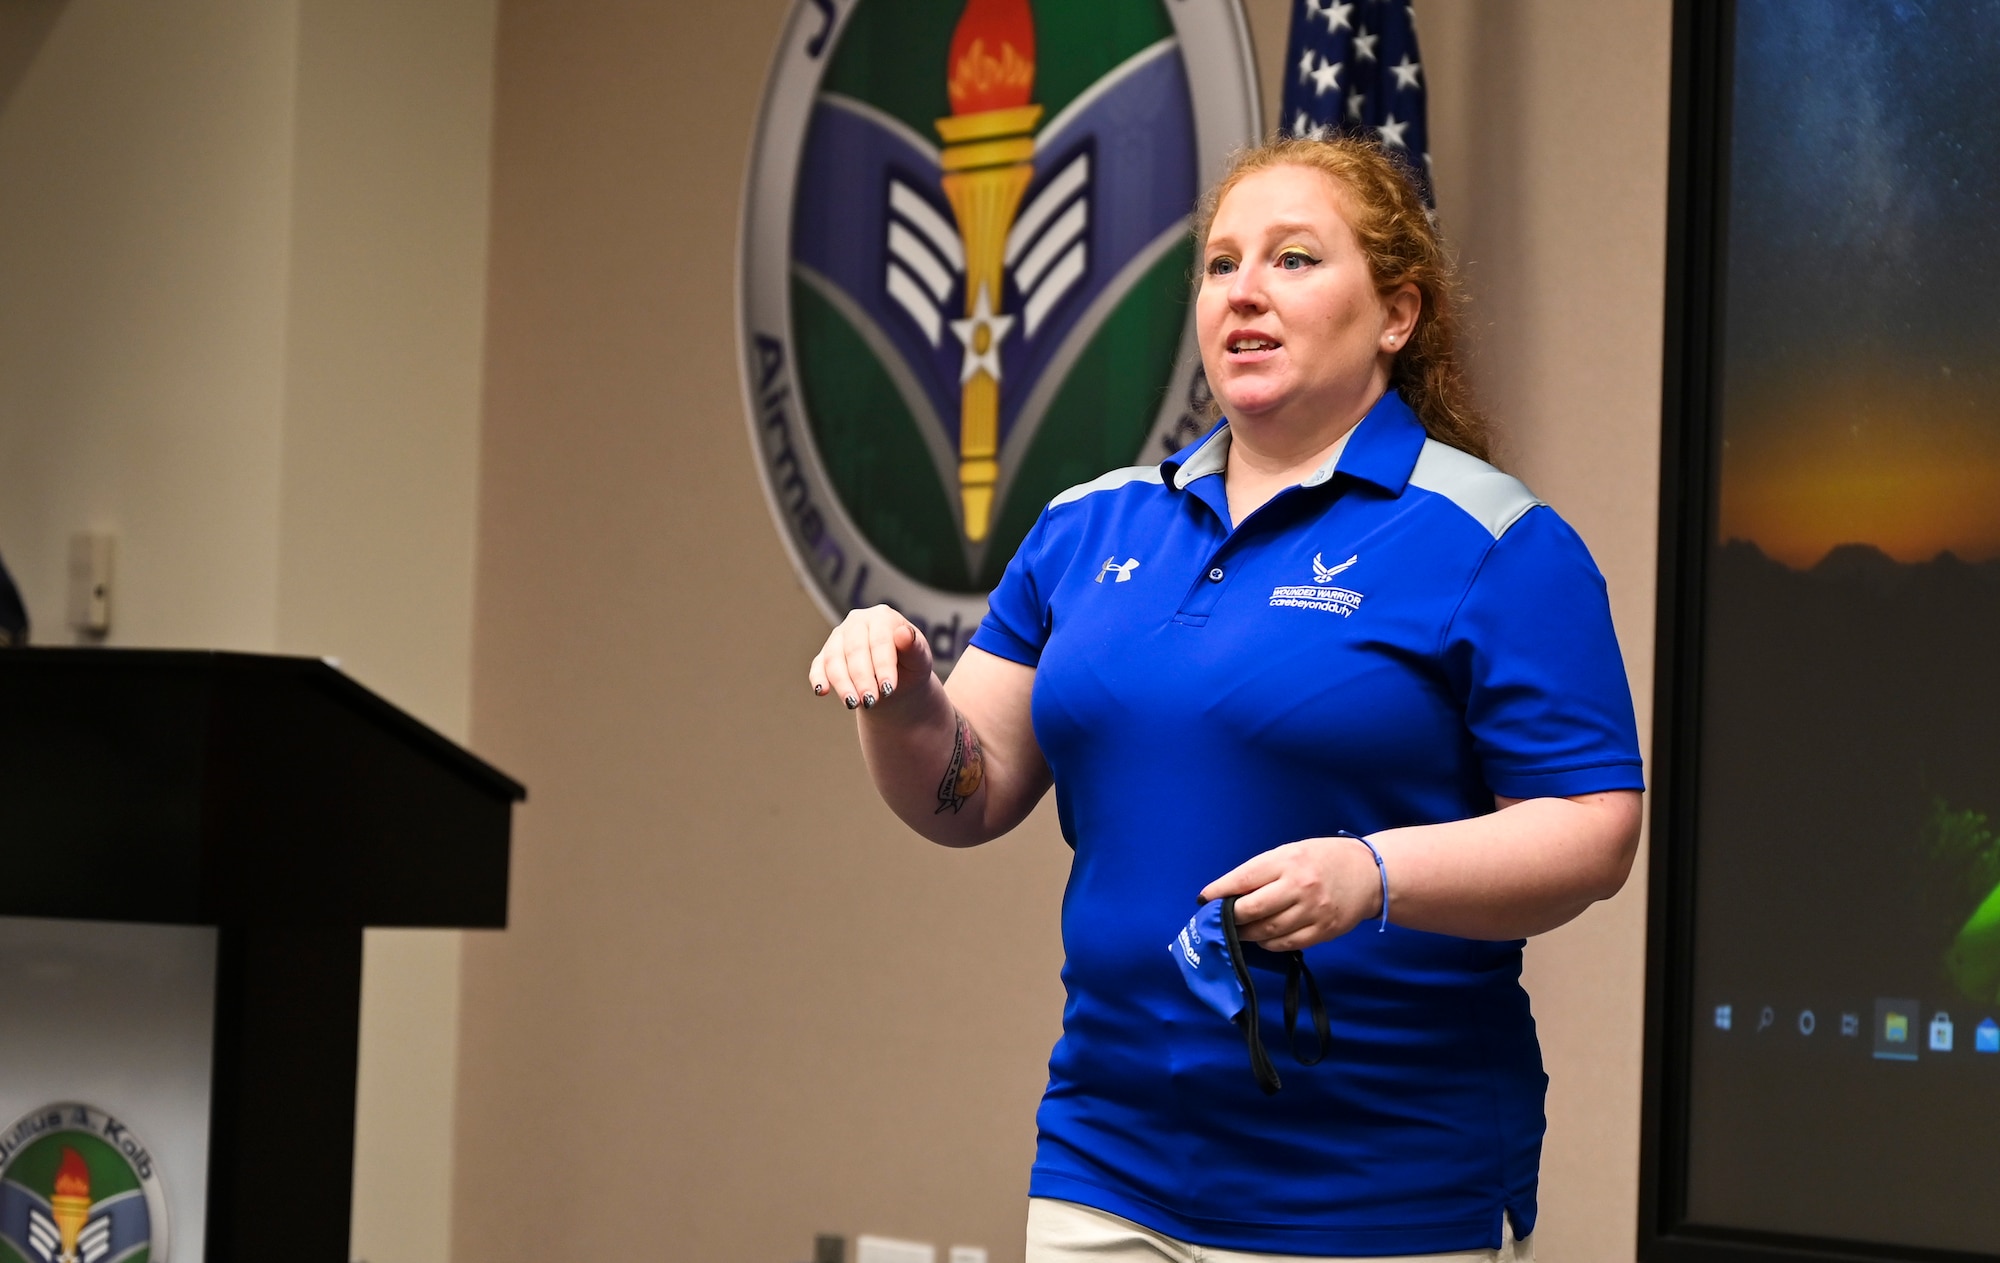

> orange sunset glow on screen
[1717,367,2000,567]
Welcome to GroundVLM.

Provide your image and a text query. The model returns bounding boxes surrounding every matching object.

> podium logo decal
[740,0,1257,663]
[0,1105,169,1263]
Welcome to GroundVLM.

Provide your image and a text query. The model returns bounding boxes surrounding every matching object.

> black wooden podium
[0,649,524,1262]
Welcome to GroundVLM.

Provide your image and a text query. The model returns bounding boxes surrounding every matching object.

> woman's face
[1196,164,1416,431]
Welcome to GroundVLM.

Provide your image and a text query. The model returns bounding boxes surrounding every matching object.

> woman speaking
[808,137,1643,1263]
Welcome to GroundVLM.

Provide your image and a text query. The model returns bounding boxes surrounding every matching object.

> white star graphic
[1297,46,1317,84]
[1353,27,1379,62]
[1377,113,1409,149]
[1346,88,1366,121]
[1311,57,1342,96]
[1293,109,1311,136]
[1389,53,1422,90]
[1321,1,1354,34]
[949,284,1013,385]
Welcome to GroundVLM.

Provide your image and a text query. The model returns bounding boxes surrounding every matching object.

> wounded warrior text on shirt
[1270,585,1364,616]
[1271,551,1363,615]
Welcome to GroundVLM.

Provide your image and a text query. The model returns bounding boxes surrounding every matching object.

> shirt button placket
[1174,554,1234,625]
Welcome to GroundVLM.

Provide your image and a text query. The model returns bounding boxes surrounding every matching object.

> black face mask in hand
[1172,896,1332,1095]
[0,552,27,648]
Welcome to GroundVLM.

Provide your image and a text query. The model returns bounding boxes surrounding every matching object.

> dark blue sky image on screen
[1719,0,2000,568]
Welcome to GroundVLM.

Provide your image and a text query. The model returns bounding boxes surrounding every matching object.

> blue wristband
[1336,830,1390,932]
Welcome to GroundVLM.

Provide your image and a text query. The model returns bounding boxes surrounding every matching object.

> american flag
[1279,0,1432,205]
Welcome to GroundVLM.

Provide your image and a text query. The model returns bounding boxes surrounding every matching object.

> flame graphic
[936,0,1040,542]
[51,1146,91,1259]
[947,0,1035,113]
[53,1147,89,1198]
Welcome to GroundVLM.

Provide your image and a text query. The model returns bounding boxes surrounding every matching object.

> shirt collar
[1324,389,1428,494]
[1162,418,1231,489]
[1158,390,1428,496]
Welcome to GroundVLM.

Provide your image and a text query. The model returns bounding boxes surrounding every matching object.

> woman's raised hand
[808,604,936,711]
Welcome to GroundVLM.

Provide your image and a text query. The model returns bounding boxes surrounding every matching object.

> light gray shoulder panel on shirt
[1048,464,1165,508]
[1405,439,1545,539]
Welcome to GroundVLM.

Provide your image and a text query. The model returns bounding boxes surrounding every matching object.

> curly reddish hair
[1194,135,1489,461]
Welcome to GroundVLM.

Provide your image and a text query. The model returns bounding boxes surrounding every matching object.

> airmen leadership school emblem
[740,0,1259,670]
[0,1104,170,1263]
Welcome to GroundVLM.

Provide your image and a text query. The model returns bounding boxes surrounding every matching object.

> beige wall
[456,3,1669,1262]
[455,4,1069,1257]
[278,6,498,1262]
[1422,5,1671,1261]
[0,3,497,1260]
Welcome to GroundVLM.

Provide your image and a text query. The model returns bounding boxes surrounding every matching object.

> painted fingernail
[861,693,876,709]
[813,683,825,695]
[845,695,859,709]
[880,682,894,698]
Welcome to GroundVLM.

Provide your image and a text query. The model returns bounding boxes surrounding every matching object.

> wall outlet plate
[855,1236,935,1263]
[948,1248,988,1263]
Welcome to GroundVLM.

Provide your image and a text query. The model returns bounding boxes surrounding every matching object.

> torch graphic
[51,1146,90,1263]
[937,0,1040,543]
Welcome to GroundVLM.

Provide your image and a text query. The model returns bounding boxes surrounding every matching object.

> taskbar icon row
[1710,999,2000,1058]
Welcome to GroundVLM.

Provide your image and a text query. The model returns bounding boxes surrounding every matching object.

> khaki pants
[1026,1197,1535,1263]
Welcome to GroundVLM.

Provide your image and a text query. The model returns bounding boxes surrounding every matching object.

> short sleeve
[969,509,1055,667]
[1443,506,1645,799]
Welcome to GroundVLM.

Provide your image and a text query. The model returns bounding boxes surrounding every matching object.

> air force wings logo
[740,0,1259,669]
[0,1105,170,1263]
[1313,552,1357,583]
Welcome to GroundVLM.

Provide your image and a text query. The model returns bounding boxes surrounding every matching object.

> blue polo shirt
[969,391,1643,1256]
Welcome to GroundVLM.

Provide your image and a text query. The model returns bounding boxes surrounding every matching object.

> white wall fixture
[947,1248,987,1263]
[66,532,114,637]
[856,1236,936,1263]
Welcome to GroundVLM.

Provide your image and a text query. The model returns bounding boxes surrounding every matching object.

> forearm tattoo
[935,709,986,814]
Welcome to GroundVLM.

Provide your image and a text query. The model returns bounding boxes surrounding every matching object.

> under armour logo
[1096,557,1141,583]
